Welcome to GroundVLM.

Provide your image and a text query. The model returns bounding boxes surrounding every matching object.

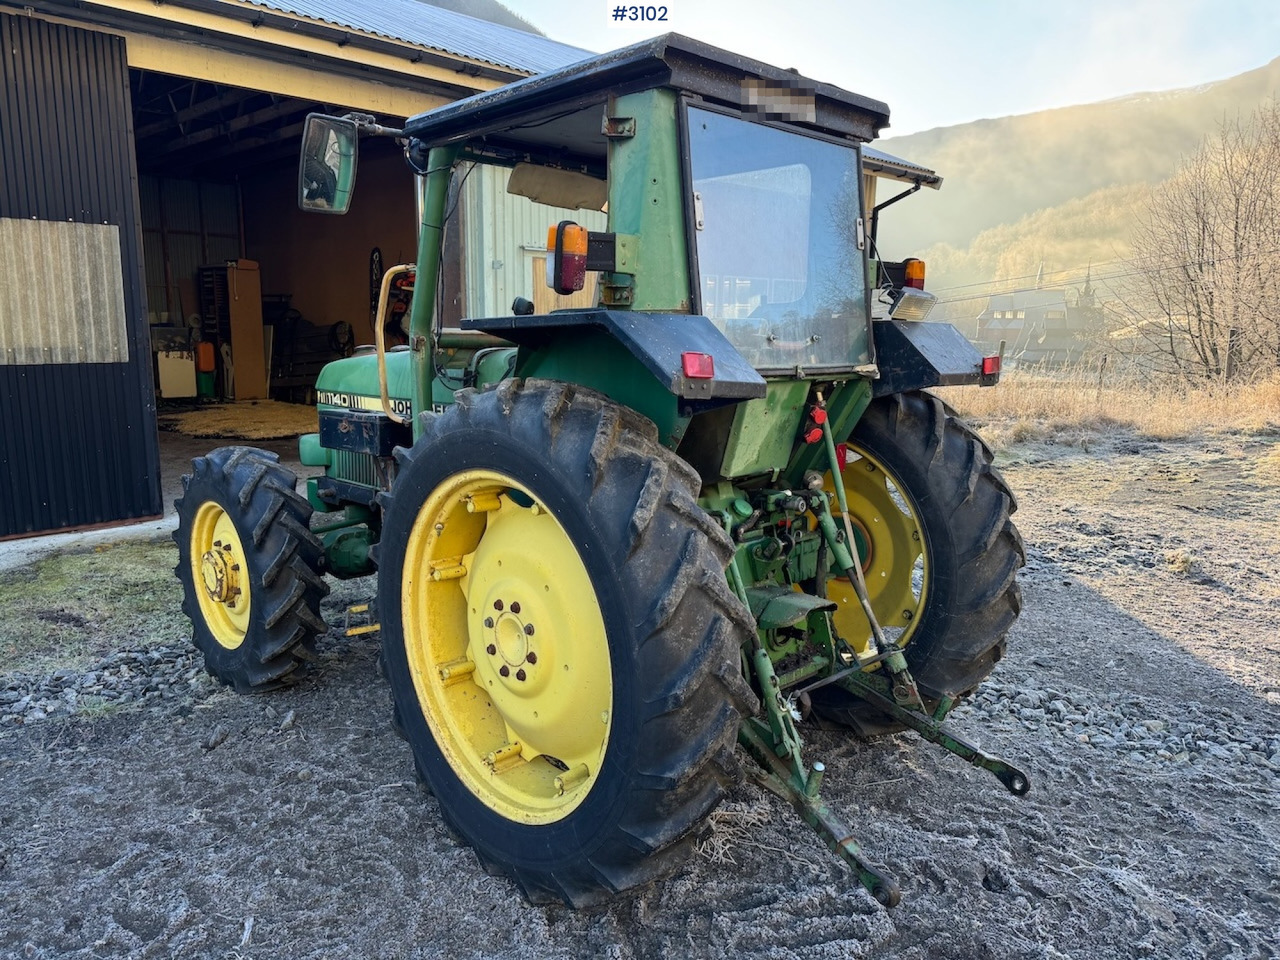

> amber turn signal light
[545,221,589,295]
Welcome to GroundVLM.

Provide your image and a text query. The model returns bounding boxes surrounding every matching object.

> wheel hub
[199,542,242,606]
[469,565,564,717]
[846,515,874,571]
[480,601,541,692]
[190,502,252,650]
[492,609,532,667]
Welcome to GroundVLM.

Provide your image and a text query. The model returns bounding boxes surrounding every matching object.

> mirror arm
[344,112,405,139]
[868,182,920,249]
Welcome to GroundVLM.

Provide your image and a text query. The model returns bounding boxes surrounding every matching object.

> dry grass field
[939,369,1280,451]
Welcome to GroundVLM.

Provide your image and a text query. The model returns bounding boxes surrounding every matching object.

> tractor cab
[300,34,969,398]
[298,34,994,485]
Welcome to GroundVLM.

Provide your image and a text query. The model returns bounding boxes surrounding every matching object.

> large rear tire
[376,380,757,906]
[811,390,1023,734]
[174,446,329,692]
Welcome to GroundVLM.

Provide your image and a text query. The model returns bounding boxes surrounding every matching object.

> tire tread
[379,379,757,907]
[174,446,329,694]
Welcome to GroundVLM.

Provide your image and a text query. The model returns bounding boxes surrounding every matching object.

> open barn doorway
[129,68,419,409]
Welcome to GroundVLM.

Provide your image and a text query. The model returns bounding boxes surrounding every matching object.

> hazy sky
[502,0,1280,136]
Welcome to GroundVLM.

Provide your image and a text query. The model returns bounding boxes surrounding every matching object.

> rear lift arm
[729,404,1029,907]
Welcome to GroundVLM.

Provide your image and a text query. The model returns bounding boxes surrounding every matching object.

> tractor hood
[315,348,413,420]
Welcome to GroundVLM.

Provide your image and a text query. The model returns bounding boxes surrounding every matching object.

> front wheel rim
[190,501,253,650]
[401,469,613,825]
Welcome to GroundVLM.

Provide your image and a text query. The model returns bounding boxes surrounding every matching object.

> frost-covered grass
[0,539,182,675]
[939,369,1280,451]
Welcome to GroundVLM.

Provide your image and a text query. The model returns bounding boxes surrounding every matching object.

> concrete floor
[0,432,312,572]
[156,433,309,519]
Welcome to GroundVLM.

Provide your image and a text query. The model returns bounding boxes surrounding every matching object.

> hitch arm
[838,672,1031,796]
[738,624,901,906]
[808,395,923,709]
[738,719,901,907]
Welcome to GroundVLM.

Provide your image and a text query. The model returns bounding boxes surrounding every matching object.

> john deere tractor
[175,35,1026,908]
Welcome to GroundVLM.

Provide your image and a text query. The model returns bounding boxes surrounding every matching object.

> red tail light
[982,355,1001,376]
[682,352,715,379]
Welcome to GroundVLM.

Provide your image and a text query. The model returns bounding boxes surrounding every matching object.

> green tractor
[175,34,1026,908]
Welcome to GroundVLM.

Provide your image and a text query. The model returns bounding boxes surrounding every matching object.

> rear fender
[462,309,766,447]
[871,319,997,396]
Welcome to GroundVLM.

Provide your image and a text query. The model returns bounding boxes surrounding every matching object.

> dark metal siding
[0,14,159,537]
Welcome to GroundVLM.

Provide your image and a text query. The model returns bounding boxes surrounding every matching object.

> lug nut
[526,652,537,664]
[511,601,521,614]
[486,644,497,656]
[484,617,494,628]
[499,665,510,677]
[524,623,535,636]
[516,669,526,682]
[494,599,503,611]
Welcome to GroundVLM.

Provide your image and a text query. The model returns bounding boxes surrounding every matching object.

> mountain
[875,56,1280,303]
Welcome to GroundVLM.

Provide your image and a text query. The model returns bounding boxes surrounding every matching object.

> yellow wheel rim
[190,501,252,650]
[402,469,612,825]
[825,445,927,662]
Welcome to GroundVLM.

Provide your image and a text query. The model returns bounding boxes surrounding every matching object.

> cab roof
[402,33,891,162]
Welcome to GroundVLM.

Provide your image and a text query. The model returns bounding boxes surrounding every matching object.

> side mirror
[298,114,358,214]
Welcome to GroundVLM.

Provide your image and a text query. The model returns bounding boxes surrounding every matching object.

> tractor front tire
[812,390,1024,734]
[174,446,329,692]
[376,380,757,906]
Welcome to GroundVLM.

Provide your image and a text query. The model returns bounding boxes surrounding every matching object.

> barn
[0,0,586,538]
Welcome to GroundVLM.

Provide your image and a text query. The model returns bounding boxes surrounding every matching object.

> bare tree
[1119,102,1280,381]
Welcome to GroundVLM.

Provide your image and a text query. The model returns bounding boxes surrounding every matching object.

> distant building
[972,271,1103,366]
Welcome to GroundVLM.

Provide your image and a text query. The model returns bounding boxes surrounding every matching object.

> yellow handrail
[374,264,415,425]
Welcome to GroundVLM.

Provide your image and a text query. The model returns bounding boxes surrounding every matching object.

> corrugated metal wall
[0,14,160,538]
[139,177,241,323]
[462,164,607,317]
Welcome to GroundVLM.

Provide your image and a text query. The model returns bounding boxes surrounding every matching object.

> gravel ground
[1,431,1277,959]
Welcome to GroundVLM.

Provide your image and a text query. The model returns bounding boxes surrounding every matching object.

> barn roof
[244,0,591,74]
